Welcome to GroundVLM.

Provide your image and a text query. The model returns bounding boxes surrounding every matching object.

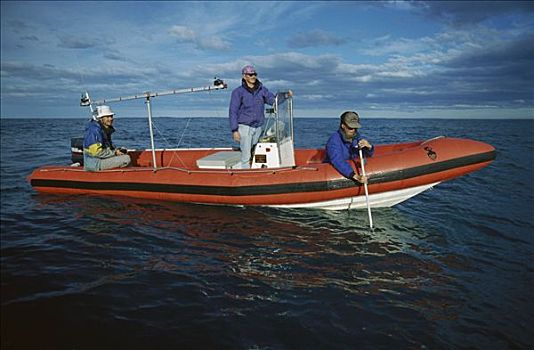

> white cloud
[169,25,196,42]
[169,25,230,51]
[197,36,230,51]
[287,30,347,48]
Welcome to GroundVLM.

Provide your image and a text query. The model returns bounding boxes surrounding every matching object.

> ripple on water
[2,118,533,349]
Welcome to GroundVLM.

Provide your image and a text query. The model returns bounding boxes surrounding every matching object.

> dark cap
[340,111,361,129]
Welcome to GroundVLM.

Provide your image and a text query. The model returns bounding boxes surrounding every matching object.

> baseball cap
[241,65,256,75]
[340,111,361,129]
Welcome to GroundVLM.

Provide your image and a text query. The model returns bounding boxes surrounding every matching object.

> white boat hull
[271,182,440,210]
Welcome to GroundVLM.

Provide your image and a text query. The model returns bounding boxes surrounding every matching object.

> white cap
[92,105,115,120]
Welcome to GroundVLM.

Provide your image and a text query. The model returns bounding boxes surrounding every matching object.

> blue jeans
[238,124,262,169]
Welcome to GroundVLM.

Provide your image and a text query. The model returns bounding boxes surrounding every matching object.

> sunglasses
[343,123,357,131]
[245,73,257,77]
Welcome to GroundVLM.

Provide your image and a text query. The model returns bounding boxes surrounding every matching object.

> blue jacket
[83,120,116,171]
[229,79,276,132]
[324,129,374,178]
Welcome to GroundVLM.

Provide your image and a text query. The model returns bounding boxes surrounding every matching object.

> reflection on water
[28,195,465,324]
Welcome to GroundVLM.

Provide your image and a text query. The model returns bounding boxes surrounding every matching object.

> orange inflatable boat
[28,84,496,210]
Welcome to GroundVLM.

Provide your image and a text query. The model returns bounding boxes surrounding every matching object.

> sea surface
[1,117,533,350]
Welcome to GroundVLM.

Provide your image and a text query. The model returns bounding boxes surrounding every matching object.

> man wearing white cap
[83,105,131,171]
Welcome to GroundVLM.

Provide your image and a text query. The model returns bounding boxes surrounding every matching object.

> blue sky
[1,1,533,119]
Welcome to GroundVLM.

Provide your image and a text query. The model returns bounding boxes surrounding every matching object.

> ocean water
[1,117,533,349]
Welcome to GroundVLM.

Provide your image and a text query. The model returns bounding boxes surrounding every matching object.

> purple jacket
[229,79,276,132]
[324,129,374,178]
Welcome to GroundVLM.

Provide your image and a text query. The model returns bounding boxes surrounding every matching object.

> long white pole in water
[359,148,374,229]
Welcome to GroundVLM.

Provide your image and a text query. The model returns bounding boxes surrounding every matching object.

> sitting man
[83,105,131,171]
[324,111,374,183]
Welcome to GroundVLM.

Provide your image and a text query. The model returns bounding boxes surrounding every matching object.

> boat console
[251,91,295,169]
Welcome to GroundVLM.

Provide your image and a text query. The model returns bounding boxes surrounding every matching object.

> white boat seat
[196,151,242,169]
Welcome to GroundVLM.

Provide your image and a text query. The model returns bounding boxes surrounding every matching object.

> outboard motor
[71,137,84,165]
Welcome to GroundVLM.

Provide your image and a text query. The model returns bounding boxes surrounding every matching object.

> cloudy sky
[1,1,533,119]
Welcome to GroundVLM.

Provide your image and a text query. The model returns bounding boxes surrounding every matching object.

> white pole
[359,148,374,229]
[145,96,157,170]
[92,82,227,105]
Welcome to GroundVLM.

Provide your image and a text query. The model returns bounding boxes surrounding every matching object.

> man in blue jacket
[228,65,280,169]
[324,111,374,183]
[83,105,131,171]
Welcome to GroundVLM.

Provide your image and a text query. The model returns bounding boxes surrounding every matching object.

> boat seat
[196,151,242,169]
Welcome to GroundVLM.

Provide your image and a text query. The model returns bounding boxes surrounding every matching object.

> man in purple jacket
[228,65,277,169]
[324,111,374,183]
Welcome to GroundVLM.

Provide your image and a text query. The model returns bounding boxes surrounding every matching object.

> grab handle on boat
[421,135,445,145]
[359,148,374,229]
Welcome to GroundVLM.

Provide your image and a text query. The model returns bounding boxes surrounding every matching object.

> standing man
[228,65,277,169]
[324,111,374,183]
[83,105,131,171]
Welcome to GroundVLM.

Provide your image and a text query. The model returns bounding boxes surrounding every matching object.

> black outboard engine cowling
[71,137,84,165]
